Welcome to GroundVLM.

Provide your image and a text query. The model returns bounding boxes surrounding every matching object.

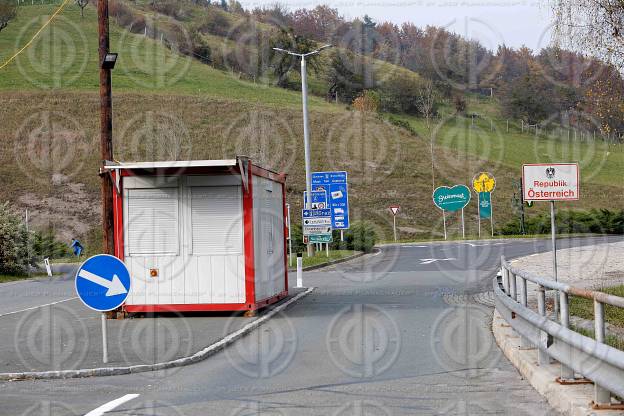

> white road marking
[0,297,78,318]
[85,394,140,416]
[419,258,456,265]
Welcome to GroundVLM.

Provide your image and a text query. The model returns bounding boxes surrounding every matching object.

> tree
[269,28,321,88]
[76,0,89,18]
[0,203,29,276]
[552,0,624,68]
[417,80,438,191]
[352,90,380,113]
[220,0,228,11]
[0,0,17,34]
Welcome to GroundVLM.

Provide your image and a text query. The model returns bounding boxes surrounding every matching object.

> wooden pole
[99,0,114,255]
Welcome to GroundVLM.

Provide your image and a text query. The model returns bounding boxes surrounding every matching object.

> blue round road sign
[75,254,131,312]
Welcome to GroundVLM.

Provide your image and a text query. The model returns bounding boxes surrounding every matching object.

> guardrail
[495,256,624,409]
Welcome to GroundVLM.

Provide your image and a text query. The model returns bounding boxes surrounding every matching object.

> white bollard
[296,254,303,288]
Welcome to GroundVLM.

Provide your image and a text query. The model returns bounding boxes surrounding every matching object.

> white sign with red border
[389,205,400,216]
[522,163,580,202]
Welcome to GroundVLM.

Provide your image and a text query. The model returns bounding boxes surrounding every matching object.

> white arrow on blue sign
[75,254,131,312]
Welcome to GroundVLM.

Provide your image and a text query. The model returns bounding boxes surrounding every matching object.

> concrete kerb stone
[0,287,315,382]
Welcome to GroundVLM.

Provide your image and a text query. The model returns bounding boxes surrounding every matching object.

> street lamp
[273,44,332,256]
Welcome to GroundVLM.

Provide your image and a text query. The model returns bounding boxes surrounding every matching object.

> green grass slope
[0,3,622,246]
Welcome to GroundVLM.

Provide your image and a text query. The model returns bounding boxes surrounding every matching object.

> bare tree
[76,0,89,19]
[417,80,438,192]
[0,0,17,34]
[552,0,624,68]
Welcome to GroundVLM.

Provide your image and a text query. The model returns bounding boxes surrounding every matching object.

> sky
[238,0,554,51]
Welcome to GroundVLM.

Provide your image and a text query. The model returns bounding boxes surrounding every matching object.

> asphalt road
[1,236,621,416]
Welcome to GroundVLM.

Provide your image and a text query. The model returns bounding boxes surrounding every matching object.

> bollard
[296,253,303,288]
[593,300,611,406]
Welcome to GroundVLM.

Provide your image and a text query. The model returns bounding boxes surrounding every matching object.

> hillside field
[0,3,622,247]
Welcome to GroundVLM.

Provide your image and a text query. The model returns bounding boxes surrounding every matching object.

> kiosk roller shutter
[126,188,179,255]
[190,186,243,255]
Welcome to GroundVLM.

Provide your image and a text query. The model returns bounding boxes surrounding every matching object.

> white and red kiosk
[105,157,288,314]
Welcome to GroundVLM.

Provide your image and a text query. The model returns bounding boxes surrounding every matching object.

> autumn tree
[76,0,89,19]
[0,0,17,34]
[552,0,624,68]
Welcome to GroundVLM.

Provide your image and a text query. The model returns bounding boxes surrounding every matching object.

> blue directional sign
[75,254,131,312]
[303,208,331,218]
[312,171,350,230]
[303,190,328,209]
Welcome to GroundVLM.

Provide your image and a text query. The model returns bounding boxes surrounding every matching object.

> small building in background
[105,157,288,314]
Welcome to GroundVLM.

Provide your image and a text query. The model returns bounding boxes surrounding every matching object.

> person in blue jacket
[71,239,84,257]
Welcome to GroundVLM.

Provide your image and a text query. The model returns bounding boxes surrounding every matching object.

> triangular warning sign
[389,205,400,216]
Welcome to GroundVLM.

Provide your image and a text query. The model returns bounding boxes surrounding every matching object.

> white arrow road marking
[419,258,456,265]
[78,269,127,297]
[85,394,139,416]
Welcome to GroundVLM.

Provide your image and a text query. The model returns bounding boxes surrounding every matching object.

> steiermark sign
[432,185,471,240]
[432,185,471,212]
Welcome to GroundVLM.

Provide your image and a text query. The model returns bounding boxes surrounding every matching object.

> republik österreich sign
[522,163,580,201]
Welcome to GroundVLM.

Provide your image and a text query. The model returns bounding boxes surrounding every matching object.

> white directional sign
[303,217,332,226]
[523,163,579,201]
[303,225,333,236]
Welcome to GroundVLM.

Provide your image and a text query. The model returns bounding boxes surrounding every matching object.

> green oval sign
[433,185,471,212]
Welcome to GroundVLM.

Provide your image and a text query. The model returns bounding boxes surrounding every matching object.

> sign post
[523,163,580,320]
[432,185,471,240]
[473,172,496,238]
[286,204,292,267]
[389,205,400,242]
[75,254,131,364]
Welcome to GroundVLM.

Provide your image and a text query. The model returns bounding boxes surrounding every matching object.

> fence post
[558,292,575,381]
[537,286,550,365]
[593,300,611,406]
[510,272,517,301]
[519,277,532,348]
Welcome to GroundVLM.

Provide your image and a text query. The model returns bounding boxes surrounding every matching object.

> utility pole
[273,44,333,257]
[98,0,114,255]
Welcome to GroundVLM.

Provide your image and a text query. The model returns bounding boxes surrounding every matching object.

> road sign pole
[289,238,293,267]
[551,200,560,319]
[340,230,344,242]
[393,215,397,242]
[101,313,108,364]
[490,196,495,237]
[461,208,465,239]
[326,243,329,257]
[477,197,481,238]
[442,210,447,240]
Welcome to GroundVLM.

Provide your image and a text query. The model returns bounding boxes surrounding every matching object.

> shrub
[0,203,28,275]
[388,116,417,136]
[453,94,467,115]
[500,209,624,235]
[342,221,378,253]
[196,10,231,37]
[353,90,380,113]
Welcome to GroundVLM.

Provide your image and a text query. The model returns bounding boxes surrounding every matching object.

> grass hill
[0,2,622,248]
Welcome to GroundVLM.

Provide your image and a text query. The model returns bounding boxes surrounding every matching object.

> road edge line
[0,287,315,382]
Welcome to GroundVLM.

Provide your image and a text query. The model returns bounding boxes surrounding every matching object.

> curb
[0,287,315,382]
[492,308,624,416]
[288,250,371,273]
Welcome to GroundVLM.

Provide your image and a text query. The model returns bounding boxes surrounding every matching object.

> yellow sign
[473,172,496,193]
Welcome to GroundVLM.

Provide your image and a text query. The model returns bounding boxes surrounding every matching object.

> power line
[0,0,72,71]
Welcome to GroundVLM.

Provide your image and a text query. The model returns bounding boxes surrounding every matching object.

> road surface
[1,236,619,415]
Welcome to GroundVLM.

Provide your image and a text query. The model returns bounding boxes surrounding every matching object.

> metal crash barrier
[495,256,624,409]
